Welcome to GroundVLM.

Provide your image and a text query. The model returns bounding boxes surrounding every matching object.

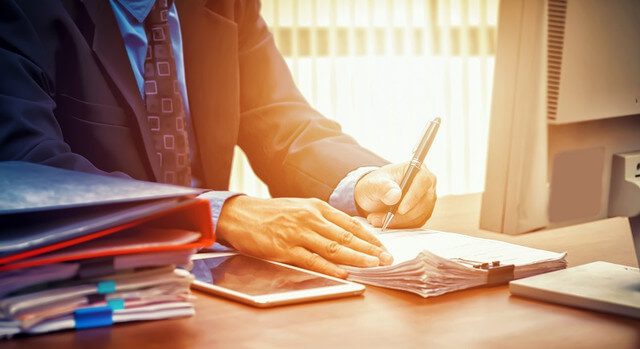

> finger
[287,247,348,278]
[298,231,382,268]
[315,221,394,265]
[320,206,383,248]
[397,168,435,215]
[320,208,394,265]
[364,174,402,206]
[367,212,387,228]
[393,187,437,228]
[368,186,437,229]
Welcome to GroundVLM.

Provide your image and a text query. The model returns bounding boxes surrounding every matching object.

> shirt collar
[115,0,156,23]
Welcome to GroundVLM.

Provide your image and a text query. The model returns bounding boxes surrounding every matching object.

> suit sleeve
[234,0,389,201]
[0,0,128,178]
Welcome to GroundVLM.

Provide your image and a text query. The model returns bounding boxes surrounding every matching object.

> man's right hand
[216,196,394,278]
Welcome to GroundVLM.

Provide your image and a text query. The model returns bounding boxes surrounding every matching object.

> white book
[345,221,567,298]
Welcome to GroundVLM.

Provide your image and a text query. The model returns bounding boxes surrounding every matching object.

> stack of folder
[0,162,215,338]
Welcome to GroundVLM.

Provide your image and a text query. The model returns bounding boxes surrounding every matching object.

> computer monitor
[480,0,640,234]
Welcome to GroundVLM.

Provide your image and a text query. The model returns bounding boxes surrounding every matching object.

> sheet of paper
[355,218,565,267]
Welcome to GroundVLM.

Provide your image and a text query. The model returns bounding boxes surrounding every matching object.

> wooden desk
[6,194,640,348]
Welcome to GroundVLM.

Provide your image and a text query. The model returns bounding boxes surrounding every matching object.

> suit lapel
[81,0,161,182]
[176,0,240,190]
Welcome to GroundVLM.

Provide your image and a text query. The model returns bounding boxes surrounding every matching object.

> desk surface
[6,194,640,348]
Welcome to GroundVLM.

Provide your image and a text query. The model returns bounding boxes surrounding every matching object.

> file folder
[0,162,215,270]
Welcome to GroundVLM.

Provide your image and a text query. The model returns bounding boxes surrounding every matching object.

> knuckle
[345,218,362,232]
[268,229,299,253]
[293,208,313,220]
[326,241,341,255]
[366,244,379,256]
[340,230,354,245]
[309,197,325,208]
[306,253,321,270]
[271,230,293,250]
[273,236,288,251]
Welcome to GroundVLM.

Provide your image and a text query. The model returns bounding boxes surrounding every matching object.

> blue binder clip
[74,306,113,329]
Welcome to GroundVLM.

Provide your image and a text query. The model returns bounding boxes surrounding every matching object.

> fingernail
[336,268,348,279]
[371,216,382,227]
[365,256,380,267]
[380,252,393,265]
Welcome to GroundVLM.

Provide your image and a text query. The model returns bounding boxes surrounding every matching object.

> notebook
[344,220,567,297]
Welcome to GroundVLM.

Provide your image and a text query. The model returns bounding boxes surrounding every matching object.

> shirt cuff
[197,190,243,248]
[328,166,380,216]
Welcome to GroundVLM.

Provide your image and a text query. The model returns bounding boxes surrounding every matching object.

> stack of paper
[0,264,194,337]
[0,162,215,338]
[344,223,567,297]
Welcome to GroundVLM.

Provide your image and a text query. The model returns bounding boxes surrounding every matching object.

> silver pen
[381,117,441,231]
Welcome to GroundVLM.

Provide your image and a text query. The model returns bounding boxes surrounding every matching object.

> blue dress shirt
[109,0,370,233]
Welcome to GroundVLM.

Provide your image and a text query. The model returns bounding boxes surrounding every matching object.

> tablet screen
[191,254,345,296]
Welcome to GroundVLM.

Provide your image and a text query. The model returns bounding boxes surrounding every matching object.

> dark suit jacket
[0,0,387,200]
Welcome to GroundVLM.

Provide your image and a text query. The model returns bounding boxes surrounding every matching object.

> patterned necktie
[143,0,191,186]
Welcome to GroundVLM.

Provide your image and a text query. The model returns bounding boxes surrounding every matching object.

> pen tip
[434,117,441,124]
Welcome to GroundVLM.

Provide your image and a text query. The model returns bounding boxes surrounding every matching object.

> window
[230,0,498,198]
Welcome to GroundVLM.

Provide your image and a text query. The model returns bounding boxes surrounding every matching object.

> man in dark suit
[0,0,436,277]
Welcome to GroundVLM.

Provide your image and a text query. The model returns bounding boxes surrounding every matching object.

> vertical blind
[229,0,499,198]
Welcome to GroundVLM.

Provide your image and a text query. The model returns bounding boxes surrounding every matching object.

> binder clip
[451,258,516,286]
[74,306,113,329]
[478,262,515,287]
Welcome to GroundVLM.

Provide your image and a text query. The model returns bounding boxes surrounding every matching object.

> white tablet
[190,253,366,307]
